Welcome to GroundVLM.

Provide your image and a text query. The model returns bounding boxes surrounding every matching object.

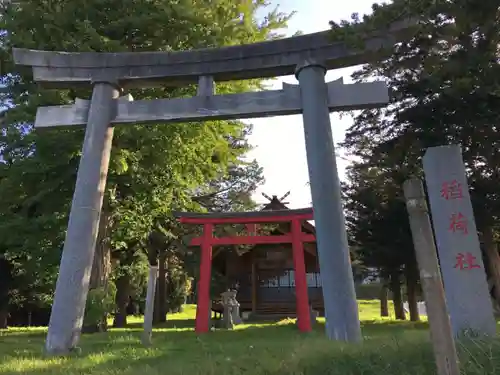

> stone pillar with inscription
[423,145,496,337]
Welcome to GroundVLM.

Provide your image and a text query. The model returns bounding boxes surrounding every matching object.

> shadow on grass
[6,338,500,375]
[361,319,429,330]
[40,330,500,375]
[121,318,303,332]
[123,318,196,330]
[105,317,431,343]
[0,318,428,343]
[0,319,449,375]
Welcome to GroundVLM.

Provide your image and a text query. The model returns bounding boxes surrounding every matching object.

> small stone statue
[231,297,242,325]
[220,289,242,329]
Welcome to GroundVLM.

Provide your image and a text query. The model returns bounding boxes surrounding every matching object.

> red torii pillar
[196,223,213,333]
[291,218,311,332]
[175,210,314,334]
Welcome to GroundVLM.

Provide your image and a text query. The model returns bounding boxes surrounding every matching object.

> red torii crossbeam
[174,208,316,333]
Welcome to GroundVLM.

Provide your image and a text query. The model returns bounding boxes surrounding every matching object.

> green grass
[1,301,499,375]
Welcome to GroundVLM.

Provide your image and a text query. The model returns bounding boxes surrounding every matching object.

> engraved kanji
[449,212,468,234]
[441,180,464,200]
[454,252,481,270]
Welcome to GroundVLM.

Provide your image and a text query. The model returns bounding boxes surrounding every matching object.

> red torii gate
[174,207,316,333]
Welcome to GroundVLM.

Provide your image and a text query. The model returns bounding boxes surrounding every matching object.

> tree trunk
[405,262,420,322]
[89,210,112,290]
[483,226,500,304]
[83,208,112,333]
[0,309,8,329]
[390,271,406,320]
[113,274,131,328]
[0,257,13,330]
[380,283,389,317]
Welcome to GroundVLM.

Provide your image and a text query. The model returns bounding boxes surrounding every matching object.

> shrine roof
[260,198,316,234]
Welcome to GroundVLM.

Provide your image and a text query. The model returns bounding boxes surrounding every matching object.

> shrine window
[265,270,321,288]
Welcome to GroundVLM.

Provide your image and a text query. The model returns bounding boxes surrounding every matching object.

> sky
[248,0,379,208]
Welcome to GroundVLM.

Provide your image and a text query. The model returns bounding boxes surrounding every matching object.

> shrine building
[208,196,323,320]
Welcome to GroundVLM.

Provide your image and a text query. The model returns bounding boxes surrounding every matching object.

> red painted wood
[179,212,313,225]
[291,219,312,332]
[195,223,213,334]
[185,209,317,334]
[189,233,316,246]
[245,223,257,235]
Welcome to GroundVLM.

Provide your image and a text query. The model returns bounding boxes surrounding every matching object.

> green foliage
[167,269,191,313]
[0,0,290,316]
[335,0,500,284]
[112,250,149,303]
[83,283,117,329]
[343,161,416,277]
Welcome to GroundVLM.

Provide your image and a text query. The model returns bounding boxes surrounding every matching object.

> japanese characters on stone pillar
[423,145,496,337]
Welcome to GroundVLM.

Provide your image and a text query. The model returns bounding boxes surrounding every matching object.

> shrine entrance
[13,20,413,351]
[174,207,316,333]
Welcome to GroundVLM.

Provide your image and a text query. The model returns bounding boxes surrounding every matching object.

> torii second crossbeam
[35,79,388,129]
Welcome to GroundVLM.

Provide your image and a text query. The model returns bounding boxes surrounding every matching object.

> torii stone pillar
[296,61,362,342]
[45,82,120,354]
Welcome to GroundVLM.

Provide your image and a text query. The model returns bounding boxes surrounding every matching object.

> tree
[0,0,289,330]
[0,254,13,328]
[343,156,418,320]
[146,152,264,325]
[333,0,500,315]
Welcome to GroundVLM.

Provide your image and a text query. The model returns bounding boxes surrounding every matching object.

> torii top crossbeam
[12,20,412,89]
[174,207,313,224]
[174,208,316,246]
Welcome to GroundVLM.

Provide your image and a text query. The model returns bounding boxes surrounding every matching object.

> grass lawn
[1,300,499,375]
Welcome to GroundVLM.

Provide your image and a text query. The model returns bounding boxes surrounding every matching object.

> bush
[83,282,116,333]
[167,271,192,313]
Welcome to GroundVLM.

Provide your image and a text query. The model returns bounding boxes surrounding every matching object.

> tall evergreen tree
[334,0,500,312]
[0,0,290,330]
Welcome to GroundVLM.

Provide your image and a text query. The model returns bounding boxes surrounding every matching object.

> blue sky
[248,0,380,208]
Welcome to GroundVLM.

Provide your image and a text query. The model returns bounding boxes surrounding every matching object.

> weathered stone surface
[12,20,412,88]
[34,80,388,128]
[231,304,242,325]
[423,145,496,337]
[220,290,242,329]
[222,305,234,330]
[35,94,133,129]
[297,61,362,342]
[142,265,158,346]
[44,83,120,355]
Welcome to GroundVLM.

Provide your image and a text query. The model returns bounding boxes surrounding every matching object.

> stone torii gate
[13,24,405,354]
